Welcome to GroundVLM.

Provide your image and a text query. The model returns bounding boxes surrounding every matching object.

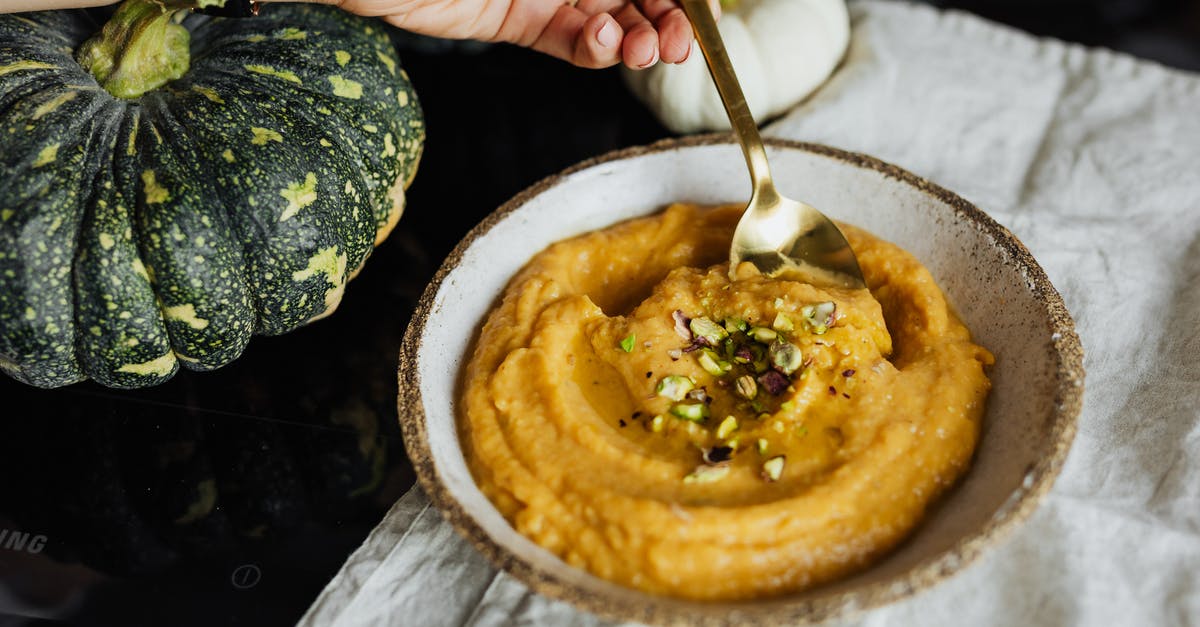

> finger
[575,0,625,14]
[635,0,692,63]
[530,9,624,69]
[613,3,660,69]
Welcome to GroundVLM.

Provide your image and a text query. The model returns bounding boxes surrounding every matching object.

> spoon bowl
[680,0,865,289]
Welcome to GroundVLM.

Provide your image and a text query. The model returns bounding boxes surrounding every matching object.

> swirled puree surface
[460,203,993,601]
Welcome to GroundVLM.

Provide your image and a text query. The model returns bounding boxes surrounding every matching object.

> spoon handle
[679,0,776,201]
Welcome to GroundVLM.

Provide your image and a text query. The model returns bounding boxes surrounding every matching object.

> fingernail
[597,20,618,49]
[680,40,692,63]
[638,47,659,69]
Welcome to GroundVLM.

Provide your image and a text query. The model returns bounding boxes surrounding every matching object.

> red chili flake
[842,369,856,377]
[632,412,643,420]
[619,419,627,427]
[828,386,837,395]
[646,371,653,379]
[842,393,851,399]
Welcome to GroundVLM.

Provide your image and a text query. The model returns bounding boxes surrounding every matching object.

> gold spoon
[679,0,866,289]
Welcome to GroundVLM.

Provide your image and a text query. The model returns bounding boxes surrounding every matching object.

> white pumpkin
[623,0,850,134]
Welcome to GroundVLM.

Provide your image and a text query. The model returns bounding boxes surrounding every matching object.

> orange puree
[459,203,993,600]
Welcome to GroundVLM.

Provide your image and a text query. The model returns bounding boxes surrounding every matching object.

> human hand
[316,0,718,69]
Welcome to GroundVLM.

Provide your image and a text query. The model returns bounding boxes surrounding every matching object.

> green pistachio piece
[689,317,728,345]
[650,414,665,433]
[620,333,636,353]
[802,301,836,334]
[669,402,709,422]
[697,349,725,377]
[723,317,748,333]
[735,375,757,400]
[757,438,769,456]
[772,313,794,333]
[769,341,802,374]
[683,464,730,484]
[716,415,738,439]
[656,375,695,401]
[762,455,786,482]
[748,326,777,343]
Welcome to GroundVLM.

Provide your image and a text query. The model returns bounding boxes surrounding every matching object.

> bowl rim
[397,134,1084,625]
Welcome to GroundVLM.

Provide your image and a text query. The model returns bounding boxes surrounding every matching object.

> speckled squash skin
[0,6,424,388]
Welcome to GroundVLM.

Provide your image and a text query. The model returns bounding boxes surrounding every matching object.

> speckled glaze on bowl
[398,135,1083,626]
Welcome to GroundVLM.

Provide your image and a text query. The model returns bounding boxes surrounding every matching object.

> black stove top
[0,34,668,626]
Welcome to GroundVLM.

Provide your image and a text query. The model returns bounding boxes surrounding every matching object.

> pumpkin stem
[76,0,206,100]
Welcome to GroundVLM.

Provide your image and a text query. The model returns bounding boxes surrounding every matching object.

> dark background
[1,1,1196,625]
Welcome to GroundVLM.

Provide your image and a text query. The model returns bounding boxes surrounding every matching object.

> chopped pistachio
[727,438,740,450]
[769,340,802,374]
[758,370,789,395]
[683,464,729,484]
[723,317,748,333]
[619,333,636,353]
[735,375,758,400]
[650,414,665,432]
[689,317,728,345]
[757,438,769,455]
[669,402,709,422]
[762,455,786,482]
[697,349,725,377]
[802,301,836,334]
[716,415,738,439]
[772,313,794,332]
[774,297,785,308]
[748,326,777,343]
[686,388,709,403]
[779,400,795,412]
[733,345,753,364]
[752,359,770,374]
[672,310,693,340]
[656,375,695,401]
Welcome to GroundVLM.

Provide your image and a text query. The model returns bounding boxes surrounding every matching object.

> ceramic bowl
[398,136,1084,625]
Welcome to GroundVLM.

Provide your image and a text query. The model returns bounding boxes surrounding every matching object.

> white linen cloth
[300,1,1200,625]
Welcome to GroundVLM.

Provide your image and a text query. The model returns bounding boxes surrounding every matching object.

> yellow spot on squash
[142,170,169,204]
[24,307,36,321]
[376,50,396,75]
[125,337,138,347]
[33,143,59,168]
[335,50,351,66]
[397,90,409,107]
[362,124,378,133]
[277,27,307,40]
[279,172,318,221]
[117,352,177,377]
[292,246,348,317]
[328,75,362,99]
[32,91,77,120]
[319,138,332,147]
[1,209,13,221]
[0,60,55,77]
[251,127,283,145]
[99,233,115,250]
[245,64,302,84]
[222,149,235,163]
[382,134,396,158]
[90,326,101,336]
[132,257,150,281]
[127,116,139,156]
[164,303,209,330]
[192,85,224,103]
[246,34,267,43]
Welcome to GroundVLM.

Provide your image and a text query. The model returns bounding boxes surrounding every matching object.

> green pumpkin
[0,1,424,388]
